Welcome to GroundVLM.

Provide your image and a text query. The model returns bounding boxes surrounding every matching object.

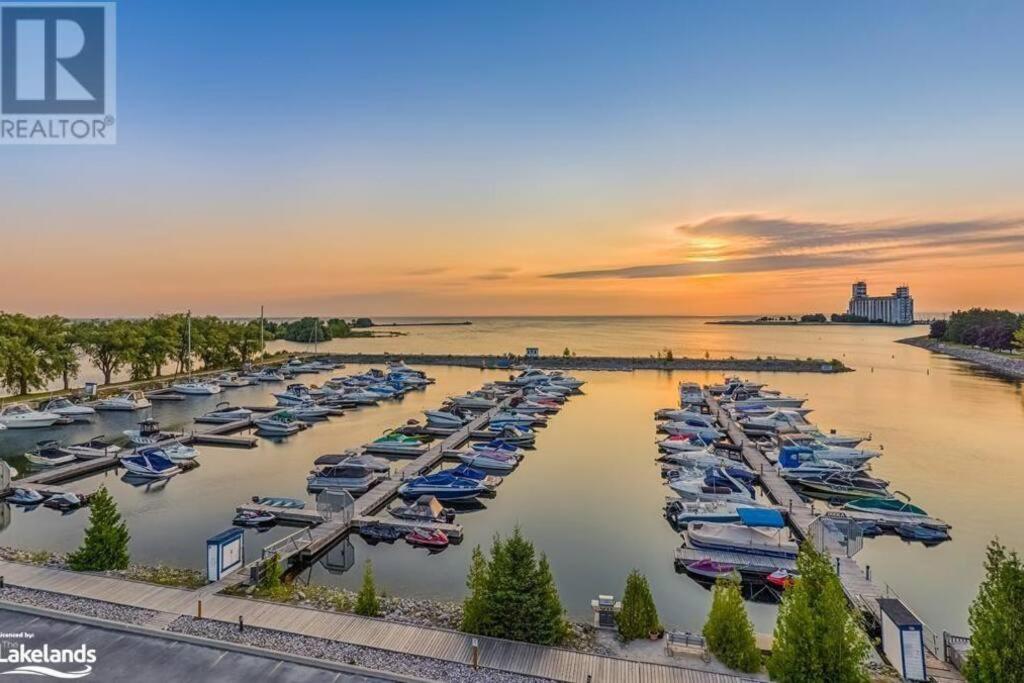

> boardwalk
[706,395,964,682]
[0,560,756,683]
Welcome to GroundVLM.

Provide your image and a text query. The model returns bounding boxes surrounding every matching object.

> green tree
[460,528,568,645]
[78,320,141,384]
[37,316,80,391]
[617,569,662,641]
[702,574,761,672]
[1014,324,1024,352]
[0,313,60,396]
[354,560,381,617]
[132,316,181,379]
[964,540,1024,682]
[67,487,130,571]
[767,543,868,683]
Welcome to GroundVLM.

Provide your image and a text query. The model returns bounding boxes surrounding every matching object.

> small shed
[525,347,540,360]
[879,598,927,681]
[206,528,244,582]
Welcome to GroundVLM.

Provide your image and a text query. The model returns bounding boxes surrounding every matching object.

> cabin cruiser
[94,390,151,411]
[659,449,747,471]
[668,467,756,504]
[659,422,722,442]
[450,393,499,410]
[364,432,428,455]
[770,442,879,469]
[656,434,714,453]
[658,413,718,431]
[274,384,315,406]
[424,409,470,429]
[198,403,253,423]
[447,464,502,490]
[285,358,320,374]
[8,488,46,506]
[389,495,455,523]
[741,410,867,447]
[477,424,536,446]
[655,407,709,421]
[172,380,222,395]
[707,377,766,395]
[215,372,252,388]
[313,452,391,472]
[42,398,95,422]
[842,496,935,523]
[120,450,181,478]
[678,382,704,406]
[783,468,890,501]
[685,509,798,559]
[456,449,518,471]
[0,403,61,429]
[290,402,331,421]
[334,388,380,405]
[254,412,303,436]
[665,500,748,527]
[398,472,488,501]
[65,437,121,459]
[306,464,382,493]
[25,441,76,467]
[489,411,540,430]
[510,368,558,387]
[252,367,286,382]
[124,418,182,446]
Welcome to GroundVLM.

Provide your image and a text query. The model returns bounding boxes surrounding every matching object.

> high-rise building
[848,282,914,325]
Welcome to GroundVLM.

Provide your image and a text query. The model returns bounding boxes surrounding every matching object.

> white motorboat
[253,367,286,382]
[123,419,182,446]
[770,442,880,468]
[215,372,252,388]
[678,382,704,406]
[274,383,315,406]
[198,403,253,423]
[450,393,498,410]
[656,435,713,453]
[425,409,470,429]
[120,449,181,478]
[456,449,518,471]
[159,442,199,461]
[686,509,798,559]
[659,449,744,470]
[42,398,95,422]
[726,393,807,410]
[666,500,747,526]
[489,411,540,430]
[254,412,303,436]
[668,468,756,504]
[65,438,121,459]
[658,412,718,431]
[660,422,722,441]
[94,390,151,411]
[0,403,62,429]
[655,407,707,421]
[306,464,382,493]
[291,402,331,421]
[172,380,222,395]
[364,432,428,455]
[25,441,76,466]
[510,368,556,387]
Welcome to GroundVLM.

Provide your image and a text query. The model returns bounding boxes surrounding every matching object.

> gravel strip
[899,336,1024,379]
[170,616,551,683]
[0,586,157,625]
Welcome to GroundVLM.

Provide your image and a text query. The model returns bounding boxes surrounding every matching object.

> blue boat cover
[737,507,785,528]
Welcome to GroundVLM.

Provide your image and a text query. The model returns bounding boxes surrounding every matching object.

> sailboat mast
[260,306,264,358]
[186,310,192,378]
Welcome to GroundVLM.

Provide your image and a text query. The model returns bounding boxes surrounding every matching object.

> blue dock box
[879,598,927,681]
[206,528,244,582]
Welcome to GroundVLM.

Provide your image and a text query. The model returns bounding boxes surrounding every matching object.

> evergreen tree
[617,569,662,641]
[702,574,760,672]
[67,487,130,571]
[767,543,869,683]
[460,528,568,645]
[355,560,381,617]
[965,540,1024,682]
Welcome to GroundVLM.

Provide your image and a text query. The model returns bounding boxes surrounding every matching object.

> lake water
[1,317,1021,639]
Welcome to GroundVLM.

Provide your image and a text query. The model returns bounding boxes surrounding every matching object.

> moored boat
[24,441,76,467]
[405,527,449,548]
[120,450,181,478]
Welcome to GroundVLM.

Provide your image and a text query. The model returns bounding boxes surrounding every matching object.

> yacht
[172,380,222,395]
[254,412,303,435]
[0,403,62,429]
[215,372,252,388]
[198,403,253,423]
[398,472,488,501]
[94,390,151,411]
[686,510,798,559]
[306,464,382,493]
[42,398,95,422]
[424,409,470,429]
[658,413,718,431]
[65,437,121,459]
[510,368,557,387]
[120,450,181,478]
[25,441,76,467]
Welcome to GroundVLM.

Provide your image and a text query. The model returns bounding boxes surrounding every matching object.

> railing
[881,582,941,655]
[261,527,313,561]
[943,632,971,671]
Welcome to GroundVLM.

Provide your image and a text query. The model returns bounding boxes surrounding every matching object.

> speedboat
[895,523,950,544]
[215,372,252,388]
[742,410,867,447]
[172,380,222,395]
[425,409,470,429]
[457,449,518,471]
[489,411,539,430]
[660,449,746,471]
[771,443,879,468]
[124,419,182,446]
[43,492,82,511]
[668,467,756,504]
[120,450,181,478]
[25,441,76,467]
[765,569,798,589]
[398,473,488,501]
[42,398,95,422]
[842,496,932,521]
[151,442,200,461]
[7,488,46,506]
[274,384,315,406]
[665,500,746,527]
[447,464,502,490]
[388,495,456,523]
[0,403,61,429]
[659,413,718,430]
[234,510,276,527]
[290,402,331,421]
[94,390,151,411]
[476,425,536,446]
[254,412,303,436]
[660,422,722,442]
[360,521,405,542]
[198,403,253,423]
[655,407,708,421]
[253,367,286,382]
[657,434,713,453]
[784,470,891,501]
[678,382,704,406]
[683,558,737,582]
[65,437,121,459]
[364,432,428,455]
[314,453,391,472]
[685,509,798,559]
[306,464,382,493]
[405,527,449,548]
[450,393,498,410]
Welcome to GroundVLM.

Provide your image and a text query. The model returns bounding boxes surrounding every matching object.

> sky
[2,0,1024,317]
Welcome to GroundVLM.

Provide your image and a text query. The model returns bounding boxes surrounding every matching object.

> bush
[964,540,1024,682]
[67,487,130,571]
[767,543,868,683]
[354,560,381,617]
[945,309,1022,350]
[929,320,948,339]
[702,574,760,671]
[617,569,661,641]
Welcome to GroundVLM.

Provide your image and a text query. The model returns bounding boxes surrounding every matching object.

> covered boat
[306,464,381,493]
[388,495,456,523]
[398,473,487,501]
[120,450,181,478]
[685,509,798,559]
[25,441,76,467]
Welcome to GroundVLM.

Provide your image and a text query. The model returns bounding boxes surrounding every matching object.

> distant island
[351,318,472,328]
[709,313,927,326]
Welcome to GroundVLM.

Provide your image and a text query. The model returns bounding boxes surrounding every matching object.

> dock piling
[239,615,244,632]
[866,565,871,581]
[197,600,202,619]
[471,638,479,669]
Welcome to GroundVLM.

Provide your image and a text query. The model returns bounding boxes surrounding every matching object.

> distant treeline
[929,309,1024,350]
[263,317,370,343]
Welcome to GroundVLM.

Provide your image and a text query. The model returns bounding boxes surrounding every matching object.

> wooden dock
[706,393,964,681]
[0,559,756,683]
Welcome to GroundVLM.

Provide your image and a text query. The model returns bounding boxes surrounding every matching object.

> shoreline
[898,336,1024,380]
[324,353,850,373]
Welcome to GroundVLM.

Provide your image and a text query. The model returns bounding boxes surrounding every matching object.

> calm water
[2,317,1022,638]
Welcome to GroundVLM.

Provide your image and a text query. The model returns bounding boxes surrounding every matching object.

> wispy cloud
[406,266,450,276]
[546,215,1024,280]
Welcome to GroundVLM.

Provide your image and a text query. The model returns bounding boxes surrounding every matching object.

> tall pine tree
[617,569,662,640]
[965,539,1024,682]
[767,543,868,683]
[67,487,130,571]
[461,545,490,633]
[354,560,381,617]
[702,574,761,672]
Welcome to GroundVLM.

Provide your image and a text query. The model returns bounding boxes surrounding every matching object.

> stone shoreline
[898,336,1024,380]
[326,353,850,373]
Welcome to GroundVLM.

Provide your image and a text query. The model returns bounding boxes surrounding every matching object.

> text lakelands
[0,644,97,664]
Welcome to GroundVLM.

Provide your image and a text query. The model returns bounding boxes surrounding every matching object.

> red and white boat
[405,527,449,548]
[765,569,798,589]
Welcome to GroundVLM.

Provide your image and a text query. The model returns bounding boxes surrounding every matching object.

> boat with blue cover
[398,472,488,501]
[685,508,799,559]
[447,464,503,490]
[120,450,181,478]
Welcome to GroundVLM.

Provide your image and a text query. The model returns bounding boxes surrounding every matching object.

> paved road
[0,608,395,683]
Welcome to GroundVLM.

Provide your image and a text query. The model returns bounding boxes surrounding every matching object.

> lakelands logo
[0,1,116,144]
[0,637,95,678]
